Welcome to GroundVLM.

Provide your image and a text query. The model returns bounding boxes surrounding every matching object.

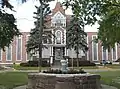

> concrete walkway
[13,84,118,89]
[1,67,120,73]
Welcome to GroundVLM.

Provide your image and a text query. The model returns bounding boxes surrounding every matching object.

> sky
[7,0,99,32]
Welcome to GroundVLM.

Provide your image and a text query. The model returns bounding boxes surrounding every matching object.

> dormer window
[51,11,66,27]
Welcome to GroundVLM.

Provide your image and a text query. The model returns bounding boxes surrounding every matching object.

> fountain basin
[27,73,101,89]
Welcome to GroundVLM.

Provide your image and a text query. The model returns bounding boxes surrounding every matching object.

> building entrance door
[53,47,65,66]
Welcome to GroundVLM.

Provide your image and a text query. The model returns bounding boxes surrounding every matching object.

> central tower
[51,2,67,66]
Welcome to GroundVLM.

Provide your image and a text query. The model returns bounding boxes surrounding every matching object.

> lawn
[13,65,50,70]
[90,71,120,89]
[0,69,120,89]
[0,72,28,89]
[13,64,98,70]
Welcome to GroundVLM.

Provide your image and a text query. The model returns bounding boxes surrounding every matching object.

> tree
[67,16,88,67]
[26,1,52,72]
[63,0,120,49]
[0,9,21,50]
[0,0,54,50]
[0,0,21,50]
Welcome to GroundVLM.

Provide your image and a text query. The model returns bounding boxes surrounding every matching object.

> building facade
[0,2,119,65]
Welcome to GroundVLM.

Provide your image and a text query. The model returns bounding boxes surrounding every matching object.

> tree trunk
[38,44,42,72]
[72,58,74,68]
[76,48,79,68]
[38,1,43,72]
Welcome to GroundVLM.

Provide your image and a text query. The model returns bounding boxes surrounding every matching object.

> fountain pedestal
[27,73,101,89]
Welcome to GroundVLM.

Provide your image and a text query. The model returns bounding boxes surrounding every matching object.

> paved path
[13,84,118,89]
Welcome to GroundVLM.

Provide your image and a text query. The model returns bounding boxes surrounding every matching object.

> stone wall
[27,73,101,89]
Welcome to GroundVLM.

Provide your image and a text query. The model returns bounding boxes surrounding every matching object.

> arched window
[56,31,61,44]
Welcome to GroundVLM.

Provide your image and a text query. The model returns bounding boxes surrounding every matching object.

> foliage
[43,68,86,74]
[63,0,120,49]
[0,10,21,50]
[67,17,88,52]
[26,2,52,54]
[0,2,21,50]
[98,3,120,49]
[66,16,88,67]
[68,59,96,67]
[20,60,50,67]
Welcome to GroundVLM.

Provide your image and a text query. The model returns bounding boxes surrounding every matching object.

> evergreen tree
[67,17,88,67]
[64,0,120,49]
[26,1,52,72]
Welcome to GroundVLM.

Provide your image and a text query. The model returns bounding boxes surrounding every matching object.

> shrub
[43,68,86,74]
[116,58,120,62]
[20,63,28,67]
[28,61,38,67]
[20,60,50,67]
[68,59,96,67]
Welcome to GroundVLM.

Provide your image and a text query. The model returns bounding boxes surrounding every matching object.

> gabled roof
[52,2,65,16]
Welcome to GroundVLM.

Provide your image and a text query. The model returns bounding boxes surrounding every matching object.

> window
[87,36,89,60]
[16,36,22,61]
[112,44,117,61]
[43,39,47,44]
[92,35,98,61]
[51,12,66,27]
[102,47,108,61]
[56,31,61,44]
[6,46,12,61]
[26,35,30,61]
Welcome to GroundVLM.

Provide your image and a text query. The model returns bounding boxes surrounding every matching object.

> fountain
[26,59,101,89]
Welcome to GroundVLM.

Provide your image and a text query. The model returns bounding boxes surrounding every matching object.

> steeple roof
[52,2,65,15]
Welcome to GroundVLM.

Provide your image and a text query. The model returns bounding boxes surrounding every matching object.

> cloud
[9,0,99,32]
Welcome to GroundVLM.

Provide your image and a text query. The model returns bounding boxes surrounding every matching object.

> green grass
[90,71,120,89]
[80,66,98,69]
[13,65,50,70]
[0,71,120,89]
[0,72,28,89]
[13,64,98,70]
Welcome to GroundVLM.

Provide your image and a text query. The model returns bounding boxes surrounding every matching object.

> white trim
[95,62,101,64]
[87,36,89,60]
[92,35,98,61]
[50,46,51,56]
[52,29,54,44]
[112,62,119,64]
[55,30,62,44]
[51,11,66,27]
[112,43,117,61]
[64,30,66,44]
[16,36,22,61]
[0,49,2,61]
[6,45,12,61]
[102,46,108,61]
[65,47,67,56]
[26,35,30,61]
[116,43,118,60]
[51,46,53,56]
[0,63,20,64]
